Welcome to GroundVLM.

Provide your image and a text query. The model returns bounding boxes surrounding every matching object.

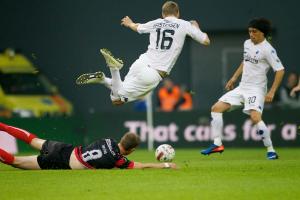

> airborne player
[76,1,210,105]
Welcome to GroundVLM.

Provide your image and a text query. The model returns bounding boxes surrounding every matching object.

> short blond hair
[162,1,179,16]
[120,132,140,151]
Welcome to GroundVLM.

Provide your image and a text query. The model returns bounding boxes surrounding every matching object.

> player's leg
[249,110,278,160]
[12,156,41,169]
[243,90,278,160]
[0,148,40,169]
[0,123,36,145]
[201,87,243,155]
[211,101,231,145]
[109,68,123,102]
[201,101,230,155]
[117,60,162,104]
[0,122,46,151]
[76,71,112,89]
[30,138,46,150]
[0,148,15,165]
[100,48,124,101]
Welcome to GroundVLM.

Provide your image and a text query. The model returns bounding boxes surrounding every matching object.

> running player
[76,1,210,105]
[201,18,285,160]
[0,122,176,170]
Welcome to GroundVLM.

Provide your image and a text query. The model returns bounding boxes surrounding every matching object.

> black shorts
[37,140,74,169]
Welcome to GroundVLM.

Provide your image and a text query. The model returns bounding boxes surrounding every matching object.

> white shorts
[219,86,266,115]
[117,59,162,103]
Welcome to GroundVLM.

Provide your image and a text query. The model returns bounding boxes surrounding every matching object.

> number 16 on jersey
[156,29,175,50]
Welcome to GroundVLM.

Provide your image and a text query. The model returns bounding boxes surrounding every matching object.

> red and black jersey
[74,138,134,169]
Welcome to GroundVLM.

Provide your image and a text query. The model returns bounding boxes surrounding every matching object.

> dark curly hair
[248,18,272,37]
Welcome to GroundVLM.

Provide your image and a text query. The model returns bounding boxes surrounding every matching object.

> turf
[1,148,300,200]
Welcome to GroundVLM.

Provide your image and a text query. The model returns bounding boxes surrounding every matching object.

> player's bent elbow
[278,69,285,75]
[203,38,210,46]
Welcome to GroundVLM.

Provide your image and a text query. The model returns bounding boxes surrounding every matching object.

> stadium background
[0,0,299,149]
[1,2,299,200]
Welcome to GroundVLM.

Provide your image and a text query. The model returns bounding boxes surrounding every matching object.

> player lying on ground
[0,122,176,170]
[76,1,210,105]
[201,18,285,160]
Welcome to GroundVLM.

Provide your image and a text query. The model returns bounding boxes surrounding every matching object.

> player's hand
[290,86,300,97]
[166,163,177,169]
[121,16,133,27]
[225,78,236,91]
[190,20,200,28]
[290,90,296,98]
[265,91,275,103]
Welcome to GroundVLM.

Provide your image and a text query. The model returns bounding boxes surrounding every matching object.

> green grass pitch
[1,148,300,200]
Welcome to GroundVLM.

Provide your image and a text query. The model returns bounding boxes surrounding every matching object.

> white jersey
[240,39,284,90]
[137,16,208,74]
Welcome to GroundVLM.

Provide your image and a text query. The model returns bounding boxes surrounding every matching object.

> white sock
[267,146,275,152]
[211,112,223,146]
[256,121,275,152]
[101,77,112,89]
[109,69,122,98]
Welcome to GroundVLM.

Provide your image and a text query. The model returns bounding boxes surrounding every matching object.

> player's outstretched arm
[265,69,285,102]
[121,16,139,32]
[133,162,177,169]
[190,20,210,46]
[225,62,244,91]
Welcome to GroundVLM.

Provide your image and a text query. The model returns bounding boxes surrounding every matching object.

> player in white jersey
[201,18,285,160]
[76,1,210,105]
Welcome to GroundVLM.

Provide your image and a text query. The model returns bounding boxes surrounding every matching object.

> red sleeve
[115,156,134,169]
[127,161,134,169]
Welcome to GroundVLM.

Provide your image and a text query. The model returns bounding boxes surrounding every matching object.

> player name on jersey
[153,21,180,29]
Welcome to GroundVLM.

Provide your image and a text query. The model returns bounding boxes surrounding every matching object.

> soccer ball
[155,144,175,162]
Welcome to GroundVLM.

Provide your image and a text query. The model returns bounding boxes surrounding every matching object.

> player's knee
[250,113,261,124]
[211,102,229,113]
[12,157,22,167]
[211,103,219,112]
[30,138,46,150]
